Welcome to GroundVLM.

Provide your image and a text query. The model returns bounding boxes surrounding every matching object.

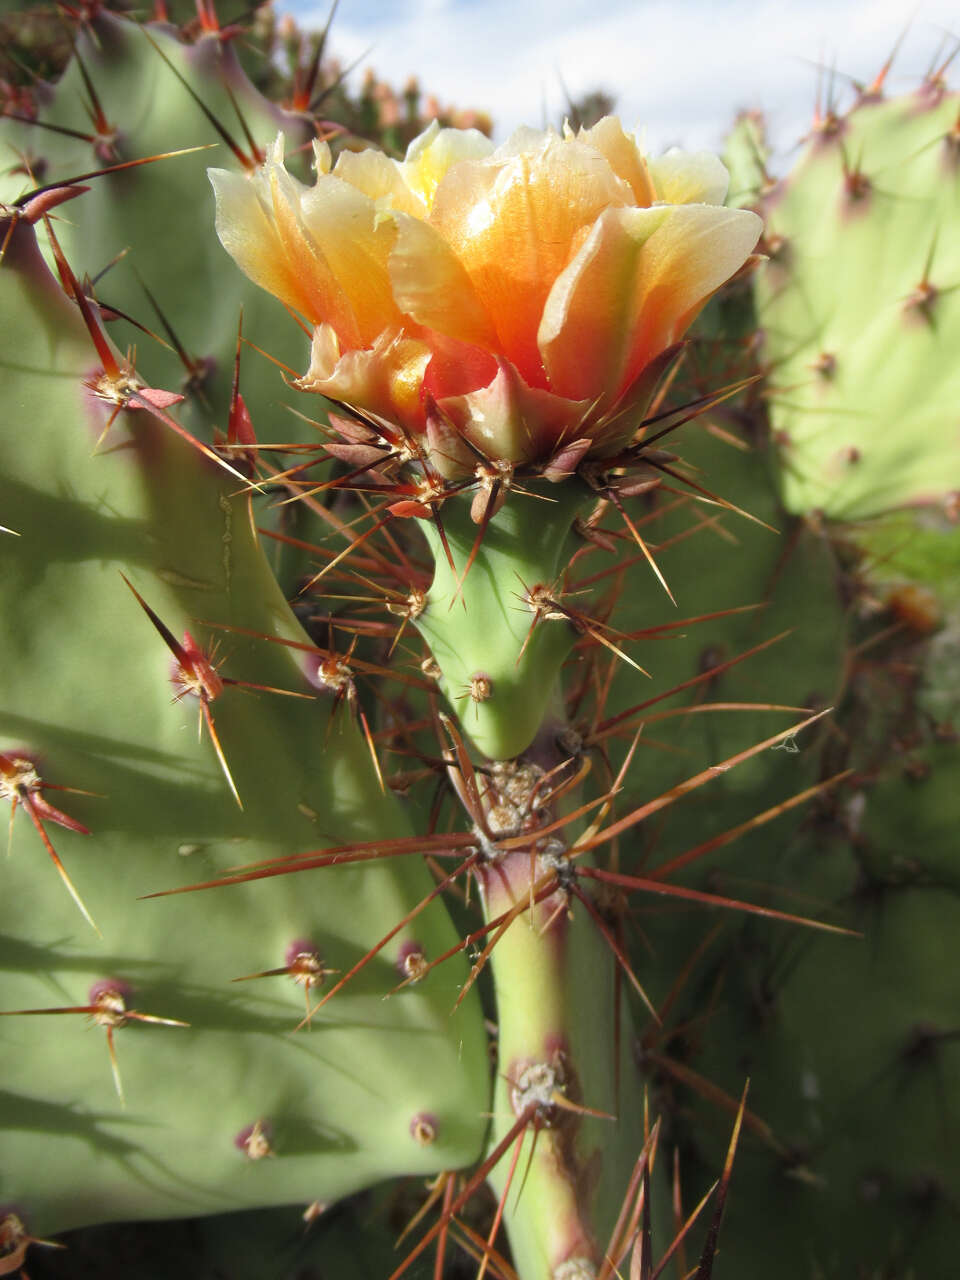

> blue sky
[286,0,958,163]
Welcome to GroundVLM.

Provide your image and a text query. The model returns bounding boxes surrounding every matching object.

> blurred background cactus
[1,3,957,1278]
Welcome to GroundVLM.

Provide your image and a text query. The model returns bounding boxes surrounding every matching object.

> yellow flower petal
[389,212,498,350]
[648,149,731,205]
[577,117,655,206]
[297,324,431,430]
[212,120,765,469]
[333,147,424,216]
[539,203,761,404]
[400,120,495,210]
[429,133,633,388]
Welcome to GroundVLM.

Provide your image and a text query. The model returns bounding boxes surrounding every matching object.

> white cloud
[290,0,959,162]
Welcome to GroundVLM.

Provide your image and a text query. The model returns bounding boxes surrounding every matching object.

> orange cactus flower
[210,118,761,475]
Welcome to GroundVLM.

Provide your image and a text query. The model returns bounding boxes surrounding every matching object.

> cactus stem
[582,707,834,849]
[521,584,651,678]
[859,20,910,101]
[638,454,779,533]
[588,629,793,744]
[256,501,419,587]
[596,1120,660,1278]
[395,940,429,985]
[568,884,657,1022]
[476,1119,527,1280]
[138,270,214,404]
[645,768,853,882]
[2,111,101,145]
[388,879,558,995]
[141,829,476,897]
[579,864,856,936]
[603,486,676,606]
[198,620,436,695]
[121,574,244,808]
[841,149,872,206]
[409,1113,438,1147]
[691,1084,748,1279]
[73,48,116,157]
[298,852,481,1023]
[298,506,400,590]
[43,209,251,482]
[11,146,218,215]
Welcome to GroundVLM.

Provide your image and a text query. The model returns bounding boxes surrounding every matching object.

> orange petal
[296,324,431,431]
[429,131,633,389]
[435,359,587,466]
[423,334,498,400]
[648,149,731,205]
[539,204,762,403]
[389,213,498,349]
[212,137,401,350]
[576,117,655,206]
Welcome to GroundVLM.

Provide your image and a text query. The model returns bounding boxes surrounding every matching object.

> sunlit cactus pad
[731,82,960,520]
[0,214,488,1236]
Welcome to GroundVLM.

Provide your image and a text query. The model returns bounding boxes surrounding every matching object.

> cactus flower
[211,119,761,474]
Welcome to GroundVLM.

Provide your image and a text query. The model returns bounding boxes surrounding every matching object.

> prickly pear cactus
[0,206,489,1238]
[609,63,960,1278]
[13,6,957,1280]
[1,11,658,1279]
[0,11,316,441]
[727,80,960,522]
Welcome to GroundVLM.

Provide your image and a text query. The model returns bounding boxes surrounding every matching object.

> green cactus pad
[0,214,488,1236]
[733,92,960,520]
[0,11,314,451]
